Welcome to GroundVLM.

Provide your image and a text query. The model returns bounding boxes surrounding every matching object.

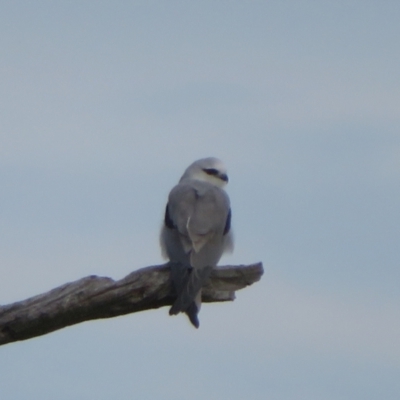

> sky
[1,1,399,399]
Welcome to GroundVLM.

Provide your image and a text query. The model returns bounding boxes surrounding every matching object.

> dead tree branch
[0,262,263,346]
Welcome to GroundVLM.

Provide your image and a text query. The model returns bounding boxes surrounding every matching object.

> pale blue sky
[1,2,399,399]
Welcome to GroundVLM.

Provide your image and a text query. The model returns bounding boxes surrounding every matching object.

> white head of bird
[179,157,228,188]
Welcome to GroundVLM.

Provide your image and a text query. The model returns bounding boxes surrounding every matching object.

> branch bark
[0,262,263,346]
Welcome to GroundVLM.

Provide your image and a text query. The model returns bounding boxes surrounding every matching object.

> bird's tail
[169,264,213,328]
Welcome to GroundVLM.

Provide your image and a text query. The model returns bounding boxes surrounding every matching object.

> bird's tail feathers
[185,302,200,328]
[169,265,213,326]
[169,262,190,297]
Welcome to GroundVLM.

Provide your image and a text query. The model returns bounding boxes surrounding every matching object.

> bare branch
[0,262,263,346]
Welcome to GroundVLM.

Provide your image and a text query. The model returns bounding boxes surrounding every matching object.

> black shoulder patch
[164,204,175,229]
[223,208,231,235]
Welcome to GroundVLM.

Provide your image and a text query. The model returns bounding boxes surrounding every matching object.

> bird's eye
[203,168,219,176]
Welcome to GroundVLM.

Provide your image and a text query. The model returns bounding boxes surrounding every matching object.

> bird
[160,157,233,328]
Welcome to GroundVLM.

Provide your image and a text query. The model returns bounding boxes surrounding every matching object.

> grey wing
[162,181,231,265]
[160,184,197,266]
[188,182,231,268]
